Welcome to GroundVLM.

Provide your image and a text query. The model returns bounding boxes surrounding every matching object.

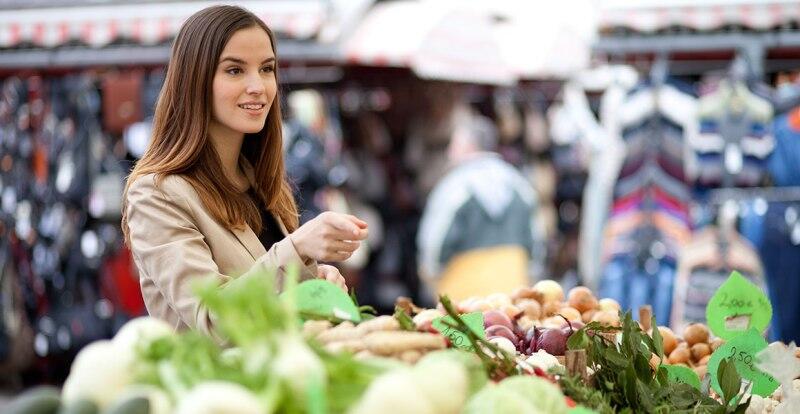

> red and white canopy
[488,2,597,79]
[600,0,800,33]
[0,0,326,48]
[342,1,516,86]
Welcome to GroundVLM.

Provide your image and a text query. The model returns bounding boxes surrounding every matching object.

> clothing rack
[706,186,800,205]
[595,31,800,78]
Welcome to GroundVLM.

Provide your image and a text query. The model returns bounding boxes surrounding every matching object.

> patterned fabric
[691,80,774,190]
[602,82,696,262]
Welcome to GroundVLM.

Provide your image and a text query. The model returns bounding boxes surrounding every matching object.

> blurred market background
[1,0,800,393]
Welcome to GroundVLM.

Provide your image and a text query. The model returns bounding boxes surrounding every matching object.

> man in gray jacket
[417,113,537,301]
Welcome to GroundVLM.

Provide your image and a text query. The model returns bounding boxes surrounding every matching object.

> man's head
[448,113,499,162]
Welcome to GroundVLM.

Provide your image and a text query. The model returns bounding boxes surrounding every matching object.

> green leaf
[732,396,751,414]
[718,358,742,406]
[636,379,656,412]
[568,329,590,350]
[305,373,326,414]
[650,317,664,359]
[602,348,629,368]
[624,365,638,407]
[668,383,702,408]
[655,365,670,386]
[633,355,652,383]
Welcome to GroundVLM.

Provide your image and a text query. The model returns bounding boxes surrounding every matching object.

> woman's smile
[238,102,267,115]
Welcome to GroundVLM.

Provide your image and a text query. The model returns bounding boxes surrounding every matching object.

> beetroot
[560,320,584,331]
[537,328,569,356]
[485,325,517,342]
[483,310,514,331]
[524,326,543,355]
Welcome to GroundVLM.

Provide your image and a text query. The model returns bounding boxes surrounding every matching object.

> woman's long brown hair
[122,5,298,245]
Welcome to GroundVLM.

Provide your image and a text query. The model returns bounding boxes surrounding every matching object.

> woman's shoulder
[127,172,198,202]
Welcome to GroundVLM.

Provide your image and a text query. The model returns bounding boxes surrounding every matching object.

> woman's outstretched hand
[289,211,368,262]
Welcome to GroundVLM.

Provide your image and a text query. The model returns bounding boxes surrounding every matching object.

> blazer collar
[230,156,287,260]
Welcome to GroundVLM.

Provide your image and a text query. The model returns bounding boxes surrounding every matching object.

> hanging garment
[768,107,800,186]
[670,227,765,333]
[691,80,774,190]
[547,98,590,233]
[101,71,143,135]
[99,246,145,318]
[548,65,639,290]
[0,239,35,380]
[735,110,800,344]
[600,254,676,326]
[599,81,697,324]
[754,201,800,344]
[603,82,696,262]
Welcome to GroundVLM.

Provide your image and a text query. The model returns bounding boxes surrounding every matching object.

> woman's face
[209,26,277,140]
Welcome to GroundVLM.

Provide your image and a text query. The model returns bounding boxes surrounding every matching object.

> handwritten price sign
[431,312,485,351]
[662,364,701,390]
[707,329,778,397]
[283,279,361,322]
[706,271,772,340]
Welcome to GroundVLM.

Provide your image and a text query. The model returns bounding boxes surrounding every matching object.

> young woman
[121,5,367,338]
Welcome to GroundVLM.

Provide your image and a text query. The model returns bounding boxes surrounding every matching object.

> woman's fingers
[317,264,336,279]
[327,240,360,254]
[316,265,347,292]
[323,213,368,240]
[331,274,347,292]
[324,250,353,262]
[348,215,368,229]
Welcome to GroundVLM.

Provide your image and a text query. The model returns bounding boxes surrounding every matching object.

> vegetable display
[7,268,799,414]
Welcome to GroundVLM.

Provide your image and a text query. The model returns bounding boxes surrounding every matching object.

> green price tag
[431,312,485,350]
[284,279,361,323]
[707,328,779,397]
[706,271,772,340]
[662,364,701,390]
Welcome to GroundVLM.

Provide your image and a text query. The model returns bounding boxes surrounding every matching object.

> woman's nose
[246,75,264,95]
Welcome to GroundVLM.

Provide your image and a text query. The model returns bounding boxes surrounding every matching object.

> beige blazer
[125,164,317,339]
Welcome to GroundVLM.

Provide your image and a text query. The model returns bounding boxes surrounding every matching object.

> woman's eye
[261,66,275,73]
[226,67,242,75]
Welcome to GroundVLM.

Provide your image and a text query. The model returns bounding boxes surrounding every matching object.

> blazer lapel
[231,224,267,261]
[232,156,275,260]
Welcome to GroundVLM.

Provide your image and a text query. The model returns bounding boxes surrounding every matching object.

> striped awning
[342,1,516,85]
[600,0,800,33]
[0,0,326,48]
